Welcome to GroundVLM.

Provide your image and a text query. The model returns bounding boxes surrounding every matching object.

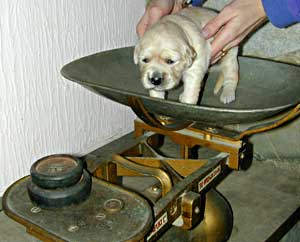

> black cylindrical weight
[27,170,92,209]
[30,154,84,189]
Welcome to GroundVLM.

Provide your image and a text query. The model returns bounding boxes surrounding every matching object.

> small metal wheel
[27,170,92,209]
[30,154,84,189]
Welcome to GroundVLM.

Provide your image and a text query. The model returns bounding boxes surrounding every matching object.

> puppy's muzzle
[149,71,164,86]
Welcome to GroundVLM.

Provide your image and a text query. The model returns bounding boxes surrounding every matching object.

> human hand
[202,0,267,63]
[136,0,183,37]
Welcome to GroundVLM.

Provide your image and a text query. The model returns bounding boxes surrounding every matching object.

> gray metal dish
[61,47,300,126]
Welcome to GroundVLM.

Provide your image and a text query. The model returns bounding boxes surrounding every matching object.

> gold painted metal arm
[112,154,172,196]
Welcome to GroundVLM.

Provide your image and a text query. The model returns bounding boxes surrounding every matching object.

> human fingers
[171,1,183,13]
[136,6,167,37]
[147,5,168,27]
[210,38,240,64]
[209,20,241,58]
[137,0,175,37]
[137,12,150,37]
[210,52,223,64]
[202,8,233,39]
[210,18,265,63]
[212,14,267,59]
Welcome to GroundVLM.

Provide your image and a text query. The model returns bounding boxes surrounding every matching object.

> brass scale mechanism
[90,99,299,242]
[2,99,300,242]
[93,119,242,242]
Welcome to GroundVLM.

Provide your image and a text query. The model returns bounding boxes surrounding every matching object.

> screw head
[104,199,124,213]
[151,186,160,192]
[30,207,41,214]
[240,153,245,159]
[68,225,79,232]
[170,204,177,215]
[205,127,218,134]
[95,213,106,221]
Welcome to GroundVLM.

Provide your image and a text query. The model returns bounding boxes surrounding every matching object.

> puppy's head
[134,22,196,91]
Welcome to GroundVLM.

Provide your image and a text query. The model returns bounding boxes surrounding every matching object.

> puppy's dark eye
[142,58,150,63]
[166,59,175,65]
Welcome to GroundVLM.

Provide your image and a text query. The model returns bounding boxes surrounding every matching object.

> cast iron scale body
[2,47,300,242]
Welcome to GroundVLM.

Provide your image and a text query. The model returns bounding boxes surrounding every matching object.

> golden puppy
[134,7,239,104]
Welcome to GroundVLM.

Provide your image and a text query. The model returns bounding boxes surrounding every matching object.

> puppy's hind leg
[215,47,239,104]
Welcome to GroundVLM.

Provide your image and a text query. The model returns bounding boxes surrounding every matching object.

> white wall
[0,0,145,195]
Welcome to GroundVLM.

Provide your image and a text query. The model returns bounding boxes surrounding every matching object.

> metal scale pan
[61,47,300,128]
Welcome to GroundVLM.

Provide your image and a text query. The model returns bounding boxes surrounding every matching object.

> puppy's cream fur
[134,7,239,104]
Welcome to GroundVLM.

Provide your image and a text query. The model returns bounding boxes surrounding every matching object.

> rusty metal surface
[61,47,300,125]
[3,176,152,242]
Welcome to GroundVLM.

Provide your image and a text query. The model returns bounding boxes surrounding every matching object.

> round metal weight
[27,170,92,209]
[30,154,84,189]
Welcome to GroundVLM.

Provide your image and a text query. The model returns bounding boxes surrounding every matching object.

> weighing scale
[2,47,300,242]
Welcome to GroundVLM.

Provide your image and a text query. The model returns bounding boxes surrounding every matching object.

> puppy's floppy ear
[184,44,197,67]
[133,44,140,65]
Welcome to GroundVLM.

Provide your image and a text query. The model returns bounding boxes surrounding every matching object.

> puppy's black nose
[149,72,163,86]
[150,76,162,86]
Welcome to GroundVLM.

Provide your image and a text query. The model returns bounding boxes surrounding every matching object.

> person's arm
[191,0,205,6]
[202,0,300,63]
[262,0,300,28]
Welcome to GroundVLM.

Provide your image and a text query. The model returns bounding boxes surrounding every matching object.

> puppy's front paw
[179,93,198,105]
[149,90,165,99]
[220,85,236,104]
